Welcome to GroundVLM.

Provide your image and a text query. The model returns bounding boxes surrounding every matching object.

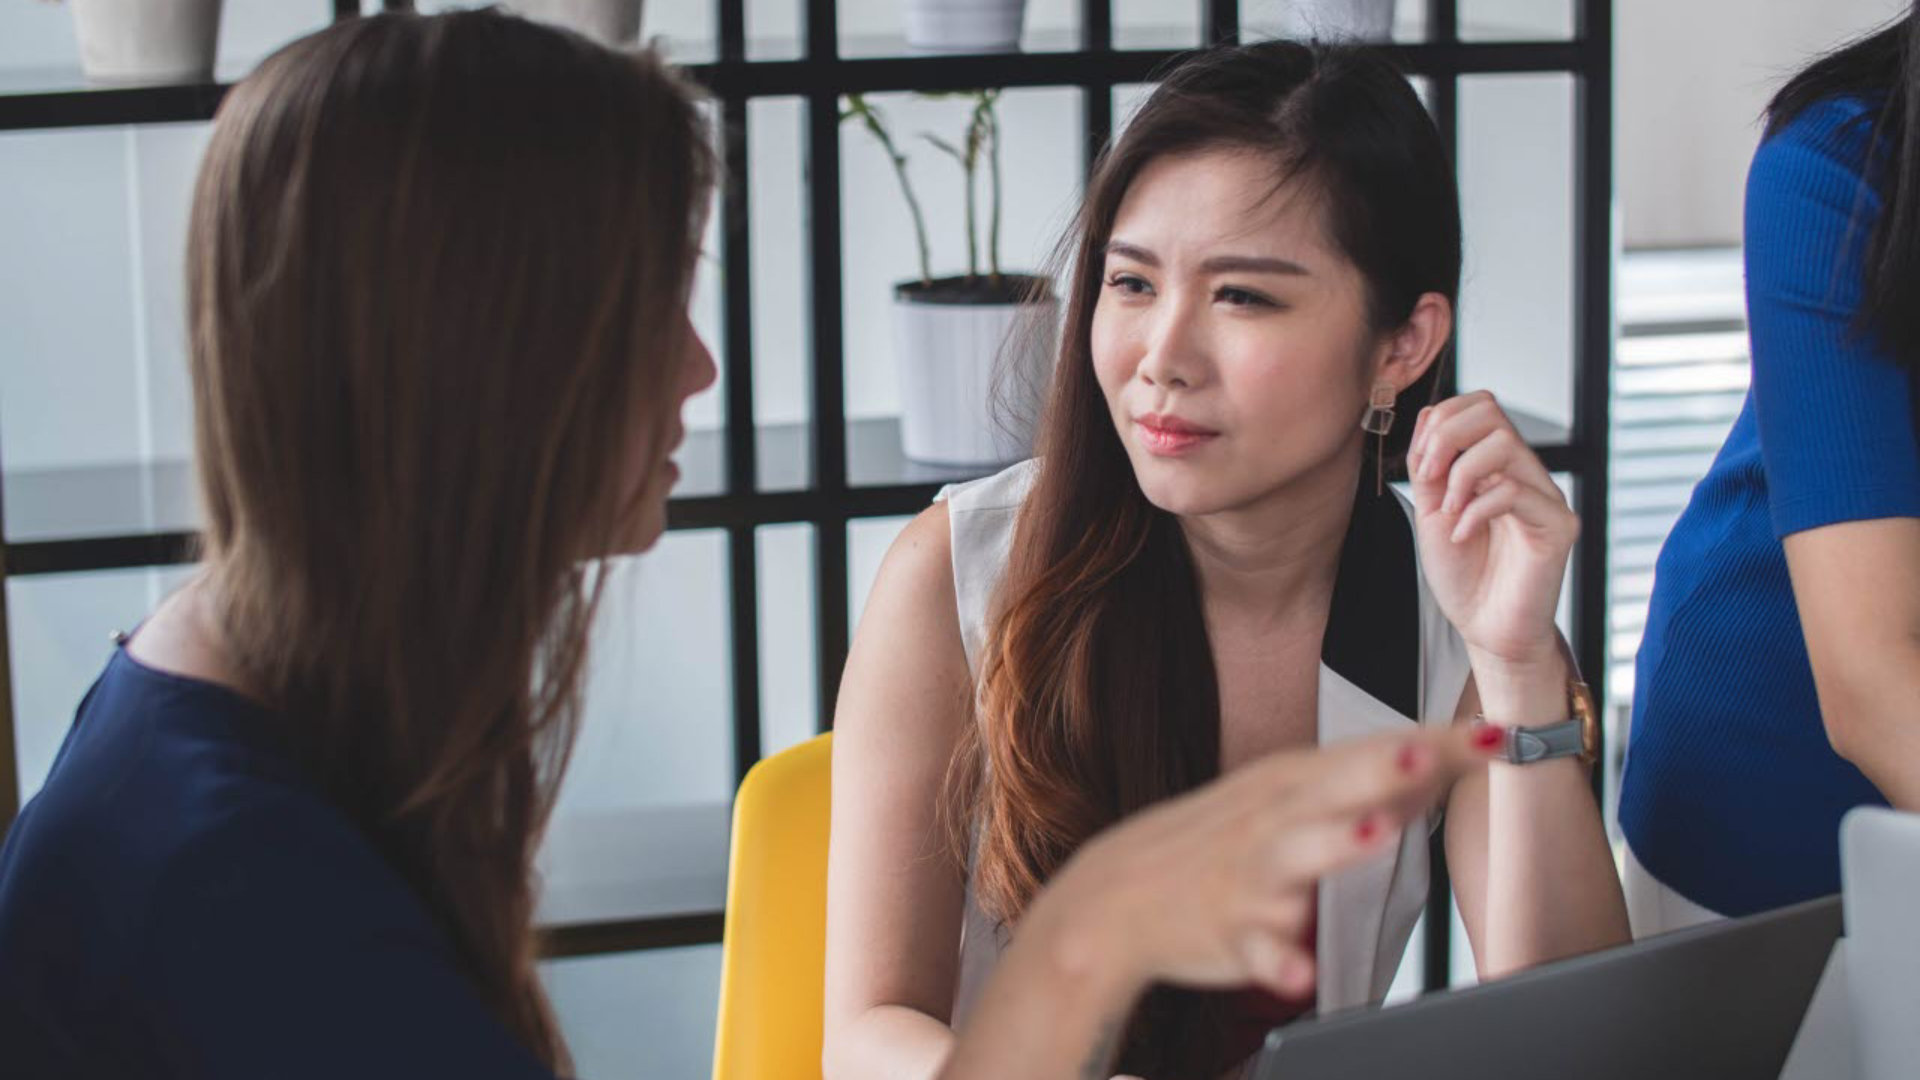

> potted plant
[1277,0,1397,41]
[903,0,1028,53]
[503,0,643,47]
[845,90,1056,467]
[62,0,225,85]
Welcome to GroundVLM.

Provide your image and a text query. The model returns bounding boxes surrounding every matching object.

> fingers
[1239,931,1317,1001]
[1257,800,1411,892]
[1232,727,1499,898]
[1262,724,1495,822]
[1449,472,1580,546]
[1407,391,1555,502]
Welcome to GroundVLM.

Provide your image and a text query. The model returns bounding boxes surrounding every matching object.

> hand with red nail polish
[1017,725,1492,1015]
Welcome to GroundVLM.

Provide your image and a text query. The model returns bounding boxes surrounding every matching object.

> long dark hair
[949,40,1460,1077]
[1768,6,1920,366]
[189,12,713,1070]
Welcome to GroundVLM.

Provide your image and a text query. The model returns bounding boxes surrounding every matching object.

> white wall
[1619,0,1907,249]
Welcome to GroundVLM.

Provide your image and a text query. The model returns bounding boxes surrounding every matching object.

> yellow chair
[712,731,833,1080]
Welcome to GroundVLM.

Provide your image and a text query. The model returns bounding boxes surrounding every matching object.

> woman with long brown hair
[0,11,713,1078]
[827,40,1630,1080]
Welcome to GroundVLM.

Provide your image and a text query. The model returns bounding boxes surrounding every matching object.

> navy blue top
[0,647,560,1079]
[1619,96,1920,916]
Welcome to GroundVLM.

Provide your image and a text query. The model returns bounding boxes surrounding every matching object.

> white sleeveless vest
[937,459,1474,1029]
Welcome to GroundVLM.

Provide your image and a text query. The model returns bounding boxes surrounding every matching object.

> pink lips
[1135,412,1220,456]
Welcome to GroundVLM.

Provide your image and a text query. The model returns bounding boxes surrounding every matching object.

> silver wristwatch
[1485,681,1598,766]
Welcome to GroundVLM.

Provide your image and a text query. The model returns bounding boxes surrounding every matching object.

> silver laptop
[1842,807,1920,1080]
[1253,894,1842,1080]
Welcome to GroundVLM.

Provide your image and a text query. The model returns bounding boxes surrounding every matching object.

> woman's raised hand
[1025,724,1502,1001]
[1405,391,1579,672]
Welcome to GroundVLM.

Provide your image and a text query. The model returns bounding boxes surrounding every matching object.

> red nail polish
[1355,814,1381,843]
[1473,723,1506,751]
[1396,743,1424,773]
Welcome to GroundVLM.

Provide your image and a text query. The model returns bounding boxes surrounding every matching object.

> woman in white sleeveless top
[824,41,1628,1080]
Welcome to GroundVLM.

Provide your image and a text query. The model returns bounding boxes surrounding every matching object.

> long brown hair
[951,41,1461,1077]
[186,11,713,1070]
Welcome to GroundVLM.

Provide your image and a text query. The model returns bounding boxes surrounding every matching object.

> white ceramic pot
[903,0,1029,53]
[1279,0,1397,41]
[70,0,224,85]
[892,286,1056,466]
[504,0,644,47]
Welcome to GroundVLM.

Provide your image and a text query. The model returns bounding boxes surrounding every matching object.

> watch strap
[1503,719,1588,765]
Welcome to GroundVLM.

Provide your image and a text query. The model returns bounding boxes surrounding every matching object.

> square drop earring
[1360,383,1397,496]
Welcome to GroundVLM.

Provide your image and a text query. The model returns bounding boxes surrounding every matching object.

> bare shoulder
[836,500,970,738]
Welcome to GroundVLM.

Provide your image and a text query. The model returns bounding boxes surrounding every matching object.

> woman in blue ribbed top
[1620,9,1920,932]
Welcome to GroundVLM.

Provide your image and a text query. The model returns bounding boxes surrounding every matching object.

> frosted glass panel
[0,0,332,77]
[847,515,912,635]
[542,944,723,1079]
[0,121,206,541]
[1457,74,1576,432]
[750,97,808,431]
[8,566,196,803]
[747,96,815,492]
[1460,0,1575,41]
[562,532,733,817]
[758,524,819,757]
[0,127,143,473]
[1114,0,1200,50]
[538,532,733,926]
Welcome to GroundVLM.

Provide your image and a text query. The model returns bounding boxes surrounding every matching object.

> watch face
[1571,681,1599,763]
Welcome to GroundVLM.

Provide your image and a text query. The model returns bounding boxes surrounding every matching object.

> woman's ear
[1375,292,1453,391]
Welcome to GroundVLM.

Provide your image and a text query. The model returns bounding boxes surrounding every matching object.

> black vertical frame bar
[719,0,763,785]
[728,525,764,782]
[1429,0,1460,402]
[1203,0,1240,45]
[1083,0,1112,52]
[333,0,359,20]
[1082,0,1113,181]
[1572,0,1614,802]
[804,0,851,731]
[1422,0,1460,995]
[0,483,17,838]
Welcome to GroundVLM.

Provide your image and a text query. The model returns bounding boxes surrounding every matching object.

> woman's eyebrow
[1102,240,1309,276]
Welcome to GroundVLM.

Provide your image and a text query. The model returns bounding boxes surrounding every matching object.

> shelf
[0,37,1593,132]
[529,800,730,958]
[535,801,730,930]
[0,411,1573,575]
[678,416,992,498]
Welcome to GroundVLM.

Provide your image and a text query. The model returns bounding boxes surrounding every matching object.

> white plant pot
[504,0,645,47]
[1279,0,1397,41]
[903,0,1029,53]
[893,289,1057,466]
[70,0,224,85]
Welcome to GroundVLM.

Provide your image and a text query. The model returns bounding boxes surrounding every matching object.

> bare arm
[822,504,973,1080]
[1407,392,1628,978]
[1783,517,1920,809]
[1445,660,1629,980]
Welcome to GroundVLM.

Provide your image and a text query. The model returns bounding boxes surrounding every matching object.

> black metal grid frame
[0,0,1613,987]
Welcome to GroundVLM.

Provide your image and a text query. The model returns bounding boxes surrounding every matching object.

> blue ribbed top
[1619,95,1920,916]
